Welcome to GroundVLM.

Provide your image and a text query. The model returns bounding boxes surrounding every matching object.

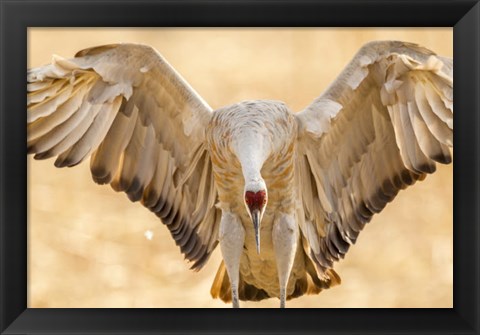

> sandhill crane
[27,41,453,308]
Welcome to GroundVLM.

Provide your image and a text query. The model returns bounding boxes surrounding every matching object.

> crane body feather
[207,100,337,301]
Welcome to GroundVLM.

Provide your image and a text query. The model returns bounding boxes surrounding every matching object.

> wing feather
[28,43,220,269]
[90,107,139,184]
[57,96,123,167]
[414,83,452,146]
[28,84,90,142]
[30,102,102,158]
[295,41,453,274]
[28,84,73,122]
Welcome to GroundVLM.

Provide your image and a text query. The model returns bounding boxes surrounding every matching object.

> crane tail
[210,260,341,304]
[286,261,341,300]
[210,261,231,302]
[210,261,270,303]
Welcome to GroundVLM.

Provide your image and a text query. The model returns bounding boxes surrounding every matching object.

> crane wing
[294,41,453,273]
[28,43,220,270]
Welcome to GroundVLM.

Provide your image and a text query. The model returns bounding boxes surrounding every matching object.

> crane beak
[244,189,266,255]
[251,209,261,254]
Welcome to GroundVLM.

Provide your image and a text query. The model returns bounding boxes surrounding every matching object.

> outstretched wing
[294,41,453,272]
[27,43,220,269]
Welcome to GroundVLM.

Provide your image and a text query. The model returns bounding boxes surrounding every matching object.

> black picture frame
[1,0,479,334]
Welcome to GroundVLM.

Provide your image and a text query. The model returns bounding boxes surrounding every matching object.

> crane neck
[233,133,271,185]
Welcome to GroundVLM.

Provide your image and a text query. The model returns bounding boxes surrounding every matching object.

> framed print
[1,0,479,334]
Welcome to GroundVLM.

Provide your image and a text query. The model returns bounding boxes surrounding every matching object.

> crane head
[244,183,267,254]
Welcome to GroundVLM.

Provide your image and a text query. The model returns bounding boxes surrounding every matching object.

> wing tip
[432,152,452,165]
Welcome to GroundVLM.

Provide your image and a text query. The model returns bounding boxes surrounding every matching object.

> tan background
[28,28,453,308]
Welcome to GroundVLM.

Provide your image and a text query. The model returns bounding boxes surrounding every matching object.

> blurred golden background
[28,28,453,308]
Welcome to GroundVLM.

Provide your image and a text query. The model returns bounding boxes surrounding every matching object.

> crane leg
[273,213,298,308]
[219,211,245,308]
